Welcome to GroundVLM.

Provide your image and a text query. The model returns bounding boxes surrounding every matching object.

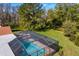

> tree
[55,3,79,46]
[46,8,63,29]
[10,6,20,28]
[0,3,20,30]
[18,3,45,30]
[0,4,5,26]
[63,20,77,41]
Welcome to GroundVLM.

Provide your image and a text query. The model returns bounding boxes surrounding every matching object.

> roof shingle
[0,26,12,35]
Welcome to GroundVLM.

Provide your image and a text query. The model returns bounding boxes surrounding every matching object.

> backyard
[1,3,79,56]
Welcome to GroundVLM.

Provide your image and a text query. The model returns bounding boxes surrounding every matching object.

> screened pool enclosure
[9,31,60,56]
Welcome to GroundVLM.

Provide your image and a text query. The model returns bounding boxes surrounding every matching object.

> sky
[43,3,56,10]
[11,3,56,10]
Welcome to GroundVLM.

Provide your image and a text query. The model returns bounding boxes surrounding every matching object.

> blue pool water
[26,43,47,56]
[19,39,47,56]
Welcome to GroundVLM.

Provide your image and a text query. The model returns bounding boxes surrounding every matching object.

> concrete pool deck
[0,34,16,56]
[0,43,14,56]
[0,34,16,44]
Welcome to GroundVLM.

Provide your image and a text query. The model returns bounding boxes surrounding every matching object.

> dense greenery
[0,4,19,27]
[18,3,46,30]
[63,20,77,41]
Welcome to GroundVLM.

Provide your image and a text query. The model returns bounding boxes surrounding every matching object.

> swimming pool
[9,37,48,56]
[25,43,47,56]
[18,39,47,56]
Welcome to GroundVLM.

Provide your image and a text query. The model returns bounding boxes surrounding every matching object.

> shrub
[75,34,79,47]
[63,20,77,41]
[63,20,77,36]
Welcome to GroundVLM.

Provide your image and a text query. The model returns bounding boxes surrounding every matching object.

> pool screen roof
[9,31,59,56]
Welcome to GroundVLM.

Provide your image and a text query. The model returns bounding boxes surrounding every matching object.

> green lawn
[36,29,79,56]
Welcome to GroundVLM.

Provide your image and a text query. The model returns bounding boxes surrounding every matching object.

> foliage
[18,3,45,30]
[52,19,62,29]
[47,9,63,29]
[58,47,64,56]
[75,34,79,46]
[55,4,79,46]
[63,20,77,41]
[0,4,19,29]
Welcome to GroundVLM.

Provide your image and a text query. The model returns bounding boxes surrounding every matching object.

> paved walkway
[0,34,16,56]
[0,43,14,56]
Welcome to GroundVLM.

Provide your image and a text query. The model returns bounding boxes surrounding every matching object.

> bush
[75,34,79,47]
[63,20,77,37]
[69,34,76,41]
[52,19,62,29]
[58,47,64,56]
[63,20,77,41]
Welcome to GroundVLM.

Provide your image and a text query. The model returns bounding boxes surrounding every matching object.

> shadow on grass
[12,29,23,32]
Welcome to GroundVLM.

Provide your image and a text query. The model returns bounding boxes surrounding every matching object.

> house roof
[0,26,12,36]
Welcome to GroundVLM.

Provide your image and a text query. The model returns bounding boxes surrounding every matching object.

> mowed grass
[36,29,79,56]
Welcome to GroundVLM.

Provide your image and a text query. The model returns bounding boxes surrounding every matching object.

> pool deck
[0,34,16,44]
[0,34,16,56]
[0,43,14,56]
